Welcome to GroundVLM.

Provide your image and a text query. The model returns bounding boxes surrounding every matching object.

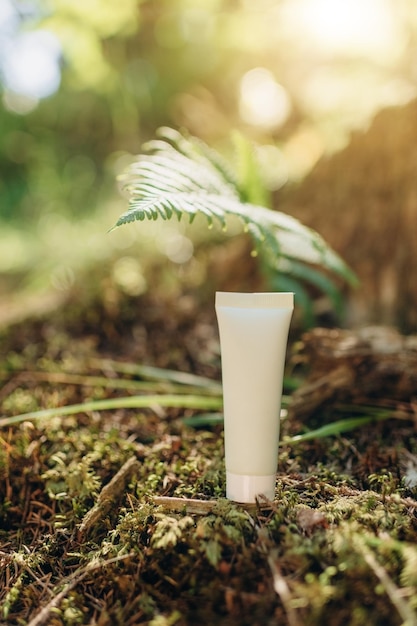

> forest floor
[1,266,417,626]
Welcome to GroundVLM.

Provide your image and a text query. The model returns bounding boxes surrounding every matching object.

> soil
[1,269,417,626]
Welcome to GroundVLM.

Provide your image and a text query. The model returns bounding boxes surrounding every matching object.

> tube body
[215,292,293,503]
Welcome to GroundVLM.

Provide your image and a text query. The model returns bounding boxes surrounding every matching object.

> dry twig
[78,456,140,539]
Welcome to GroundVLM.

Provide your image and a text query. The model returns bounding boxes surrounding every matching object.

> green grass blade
[182,412,224,427]
[87,358,222,390]
[285,413,392,444]
[183,410,394,443]
[0,394,223,428]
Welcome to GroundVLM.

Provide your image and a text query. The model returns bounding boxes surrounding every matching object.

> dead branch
[290,326,417,420]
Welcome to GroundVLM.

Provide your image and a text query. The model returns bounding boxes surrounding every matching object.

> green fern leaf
[113,128,357,294]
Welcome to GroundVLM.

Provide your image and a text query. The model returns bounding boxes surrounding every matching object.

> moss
[1,287,417,625]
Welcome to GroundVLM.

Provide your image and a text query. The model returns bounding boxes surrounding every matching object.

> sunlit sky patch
[0,0,18,33]
[2,30,61,99]
[282,0,405,62]
[0,2,62,114]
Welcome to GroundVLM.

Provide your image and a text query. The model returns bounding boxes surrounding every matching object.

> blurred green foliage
[3,0,417,222]
[2,0,417,306]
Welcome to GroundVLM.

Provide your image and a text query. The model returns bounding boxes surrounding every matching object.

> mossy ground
[1,276,417,626]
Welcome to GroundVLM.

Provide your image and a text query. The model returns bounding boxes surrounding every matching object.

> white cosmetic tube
[215,292,294,503]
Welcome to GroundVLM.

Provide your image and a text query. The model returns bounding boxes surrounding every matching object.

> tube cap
[226,472,276,503]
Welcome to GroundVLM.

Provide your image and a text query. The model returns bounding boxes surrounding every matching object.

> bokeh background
[2,0,417,329]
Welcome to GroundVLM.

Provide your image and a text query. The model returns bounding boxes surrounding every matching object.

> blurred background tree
[1,0,417,327]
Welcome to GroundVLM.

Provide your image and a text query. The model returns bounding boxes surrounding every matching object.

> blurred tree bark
[277,100,417,333]
[290,326,417,420]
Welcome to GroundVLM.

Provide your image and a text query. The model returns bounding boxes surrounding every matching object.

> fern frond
[113,128,357,296]
[155,126,239,189]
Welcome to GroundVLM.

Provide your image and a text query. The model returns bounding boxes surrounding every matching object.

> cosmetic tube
[215,292,294,503]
